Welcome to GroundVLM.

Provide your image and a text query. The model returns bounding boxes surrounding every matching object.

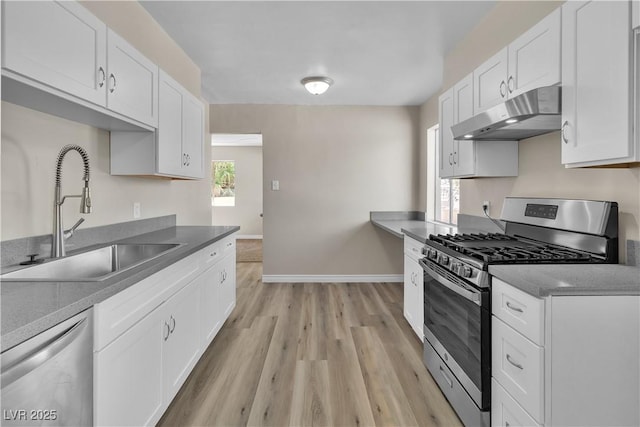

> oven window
[424,276,489,391]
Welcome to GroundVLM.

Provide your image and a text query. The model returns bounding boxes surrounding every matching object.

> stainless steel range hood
[452,86,561,141]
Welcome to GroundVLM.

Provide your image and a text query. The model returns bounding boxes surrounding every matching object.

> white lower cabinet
[200,263,223,348]
[94,306,164,427]
[200,236,236,348]
[491,278,640,426]
[160,278,201,404]
[220,251,237,318]
[94,234,237,426]
[403,236,424,341]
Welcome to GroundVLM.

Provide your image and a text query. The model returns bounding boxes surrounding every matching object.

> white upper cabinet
[474,8,561,114]
[438,87,455,178]
[473,48,509,114]
[634,0,639,29]
[2,1,107,106]
[111,71,204,179]
[452,74,476,177]
[1,0,159,130]
[157,74,186,177]
[106,30,159,128]
[439,73,518,179]
[561,0,636,166]
[182,94,205,179]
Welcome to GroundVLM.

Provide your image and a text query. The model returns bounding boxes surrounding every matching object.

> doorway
[211,133,263,262]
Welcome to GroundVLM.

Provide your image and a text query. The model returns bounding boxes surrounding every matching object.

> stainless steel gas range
[420,197,619,427]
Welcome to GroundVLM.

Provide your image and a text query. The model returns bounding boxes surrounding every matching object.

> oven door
[419,258,490,410]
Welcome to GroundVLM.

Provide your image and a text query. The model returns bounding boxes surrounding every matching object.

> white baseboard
[261,274,403,283]
[236,234,263,239]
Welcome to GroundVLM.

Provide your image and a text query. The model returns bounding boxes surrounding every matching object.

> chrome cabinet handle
[561,121,569,144]
[109,73,116,93]
[187,154,191,166]
[448,153,453,166]
[506,301,523,313]
[506,354,524,370]
[98,67,106,88]
[170,316,176,333]
[507,76,514,93]
[500,80,507,98]
[163,322,170,341]
[453,151,457,165]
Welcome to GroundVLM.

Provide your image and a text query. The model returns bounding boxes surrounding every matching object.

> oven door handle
[419,259,481,306]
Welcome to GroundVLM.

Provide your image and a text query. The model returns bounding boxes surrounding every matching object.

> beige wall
[419,0,640,262]
[210,105,420,275]
[212,146,263,236]
[1,2,211,241]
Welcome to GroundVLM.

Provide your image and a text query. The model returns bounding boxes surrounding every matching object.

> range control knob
[451,262,461,274]
[438,254,450,265]
[427,249,438,260]
[461,266,472,278]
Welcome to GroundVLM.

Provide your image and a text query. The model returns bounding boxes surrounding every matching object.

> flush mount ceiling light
[301,76,333,95]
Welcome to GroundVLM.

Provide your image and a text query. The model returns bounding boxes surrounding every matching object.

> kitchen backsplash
[0,215,176,268]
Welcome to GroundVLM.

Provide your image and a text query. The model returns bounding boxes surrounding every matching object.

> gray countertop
[370,211,457,242]
[1,225,239,351]
[489,264,640,297]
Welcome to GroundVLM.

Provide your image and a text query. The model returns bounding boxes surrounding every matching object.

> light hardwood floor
[158,262,462,427]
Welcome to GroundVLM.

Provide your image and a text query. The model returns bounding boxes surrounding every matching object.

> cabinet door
[107,29,159,127]
[200,264,223,348]
[473,48,508,113]
[219,253,237,319]
[157,72,184,176]
[508,8,561,97]
[453,74,476,177]
[162,278,202,405]
[403,255,424,341]
[2,1,107,106]
[561,1,632,165]
[634,0,640,29]
[95,307,164,427]
[438,87,455,178]
[412,261,424,341]
[403,254,416,327]
[182,93,205,179]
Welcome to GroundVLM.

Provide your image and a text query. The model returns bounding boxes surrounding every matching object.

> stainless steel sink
[1,243,182,281]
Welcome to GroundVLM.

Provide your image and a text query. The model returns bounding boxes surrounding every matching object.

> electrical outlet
[271,180,280,191]
[133,202,141,219]
[482,200,490,214]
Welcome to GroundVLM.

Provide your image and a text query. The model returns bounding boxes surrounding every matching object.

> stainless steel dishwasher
[1,308,93,426]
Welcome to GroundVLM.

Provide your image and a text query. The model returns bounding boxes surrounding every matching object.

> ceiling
[141,1,496,106]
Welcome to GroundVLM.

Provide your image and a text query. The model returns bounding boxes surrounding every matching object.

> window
[427,125,460,225]
[212,160,235,206]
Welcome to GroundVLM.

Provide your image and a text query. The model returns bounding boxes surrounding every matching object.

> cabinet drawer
[492,379,540,427]
[492,317,544,423]
[492,278,544,345]
[404,236,424,261]
[200,236,236,269]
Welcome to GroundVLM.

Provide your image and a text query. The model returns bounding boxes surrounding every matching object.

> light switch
[271,180,280,191]
[133,202,141,218]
